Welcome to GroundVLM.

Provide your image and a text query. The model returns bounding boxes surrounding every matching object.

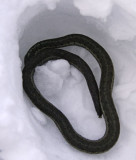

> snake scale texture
[22,34,120,154]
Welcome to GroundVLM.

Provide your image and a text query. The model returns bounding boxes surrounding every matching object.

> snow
[0,0,136,160]
[74,0,112,19]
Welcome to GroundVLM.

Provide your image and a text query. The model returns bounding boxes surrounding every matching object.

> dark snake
[22,34,120,153]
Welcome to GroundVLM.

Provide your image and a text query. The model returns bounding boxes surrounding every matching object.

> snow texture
[0,0,136,160]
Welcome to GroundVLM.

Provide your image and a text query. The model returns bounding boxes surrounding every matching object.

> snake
[22,34,120,153]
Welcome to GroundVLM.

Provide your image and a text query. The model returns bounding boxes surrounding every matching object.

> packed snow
[0,0,136,160]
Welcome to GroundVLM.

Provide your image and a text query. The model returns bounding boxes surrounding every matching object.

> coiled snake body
[23,34,120,153]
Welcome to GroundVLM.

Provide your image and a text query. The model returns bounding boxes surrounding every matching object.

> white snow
[74,0,112,19]
[0,0,136,160]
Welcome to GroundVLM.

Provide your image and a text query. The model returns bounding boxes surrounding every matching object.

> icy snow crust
[0,0,136,160]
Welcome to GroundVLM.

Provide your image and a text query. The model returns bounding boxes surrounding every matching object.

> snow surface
[0,0,136,160]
